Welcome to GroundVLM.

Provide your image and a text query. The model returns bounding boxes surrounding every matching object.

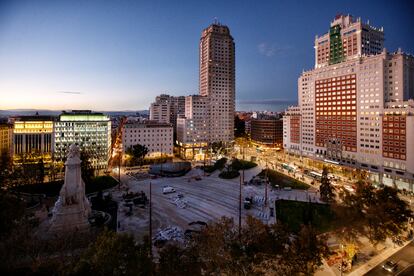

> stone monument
[49,144,91,232]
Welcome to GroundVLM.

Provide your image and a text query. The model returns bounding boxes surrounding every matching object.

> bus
[282,163,297,172]
[308,171,323,181]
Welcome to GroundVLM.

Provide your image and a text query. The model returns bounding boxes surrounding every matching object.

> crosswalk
[253,195,265,206]
[256,211,269,221]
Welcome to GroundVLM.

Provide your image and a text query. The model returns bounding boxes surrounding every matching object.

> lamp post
[265,159,268,207]
[149,181,153,259]
[118,152,121,189]
[239,173,242,238]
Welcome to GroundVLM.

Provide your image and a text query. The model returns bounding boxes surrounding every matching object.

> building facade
[149,94,185,132]
[315,14,384,68]
[176,95,209,159]
[283,14,414,191]
[251,116,283,148]
[11,116,54,164]
[122,121,173,158]
[53,111,111,170]
[199,22,235,143]
[176,22,236,158]
[0,122,12,156]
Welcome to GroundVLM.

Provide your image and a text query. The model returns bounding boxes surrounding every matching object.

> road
[112,162,321,241]
[364,241,414,275]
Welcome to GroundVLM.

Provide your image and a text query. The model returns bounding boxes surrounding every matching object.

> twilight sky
[0,0,413,111]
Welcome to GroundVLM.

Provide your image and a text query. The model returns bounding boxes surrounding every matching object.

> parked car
[162,186,176,194]
[381,260,398,273]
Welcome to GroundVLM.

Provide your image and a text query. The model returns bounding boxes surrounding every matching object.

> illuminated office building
[11,116,55,163]
[53,110,111,170]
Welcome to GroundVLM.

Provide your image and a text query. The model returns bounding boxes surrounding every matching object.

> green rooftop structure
[329,25,344,65]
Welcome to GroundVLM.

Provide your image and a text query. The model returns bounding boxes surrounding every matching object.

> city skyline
[0,0,413,111]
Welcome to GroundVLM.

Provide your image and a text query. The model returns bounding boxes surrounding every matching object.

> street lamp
[149,181,153,260]
[118,152,122,189]
[239,173,242,238]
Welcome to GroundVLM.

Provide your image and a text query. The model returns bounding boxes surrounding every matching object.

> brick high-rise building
[314,14,384,68]
[177,22,236,159]
[199,22,235,143]
[283,14,414,191]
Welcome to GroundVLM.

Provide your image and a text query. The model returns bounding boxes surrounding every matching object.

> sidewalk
[348,240,412,276]
[315,258,337,276]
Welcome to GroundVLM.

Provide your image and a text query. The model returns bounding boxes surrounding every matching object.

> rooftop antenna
[213,17,219,25]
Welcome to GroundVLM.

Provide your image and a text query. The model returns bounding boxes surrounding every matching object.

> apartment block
[283,14,414,191]
[122,121,173,158]
[149,94,185,133]
[176,95,209,159]
[0,122,13,156]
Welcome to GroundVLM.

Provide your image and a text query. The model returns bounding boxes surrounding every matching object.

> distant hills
[0,109,149,117]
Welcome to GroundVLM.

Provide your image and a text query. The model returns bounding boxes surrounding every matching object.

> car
[162,186,176,194]
[381,260,398,272]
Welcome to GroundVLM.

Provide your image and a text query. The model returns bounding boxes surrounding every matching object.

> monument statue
[49,144,91,232]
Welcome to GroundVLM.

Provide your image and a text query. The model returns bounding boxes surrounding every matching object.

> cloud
[238,98,297,105]
[257,42,291,57]
[57,91,83,95]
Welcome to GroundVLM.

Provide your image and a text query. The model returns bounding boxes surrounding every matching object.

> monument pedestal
[48,144,92,234]
[49,199,90,232]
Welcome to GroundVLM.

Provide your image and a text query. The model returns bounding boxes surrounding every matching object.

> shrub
[258,169,309,190]
[231,159,257,171]
[203,157,228,173]
[219,170,240,179]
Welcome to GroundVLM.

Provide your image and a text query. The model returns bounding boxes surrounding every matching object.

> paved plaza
[114,163,321,240]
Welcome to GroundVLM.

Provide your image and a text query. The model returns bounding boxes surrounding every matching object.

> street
[113,161,322,241]
[364,241,414,276]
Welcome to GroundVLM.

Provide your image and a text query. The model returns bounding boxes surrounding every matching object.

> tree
[0,192,25,237]
[192,216,327,275]
[234,115,246,137]
[194,217,239,274]
[365,186,412,245]
[126,144,149,166]
[0,150,11,188]
[211,141,227,160]
[81,150,95,184]
[334,181,413,246]
[319,166,335,202]
[158,243,202,276]
[289,225,329,275]
[37,158,45,184]
[71,230,153,276]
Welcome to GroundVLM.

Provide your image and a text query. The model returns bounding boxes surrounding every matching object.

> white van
[162,186,176,194]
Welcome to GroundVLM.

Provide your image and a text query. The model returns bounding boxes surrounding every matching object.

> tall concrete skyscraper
[176,22,236,159]
[199,23,235,143]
